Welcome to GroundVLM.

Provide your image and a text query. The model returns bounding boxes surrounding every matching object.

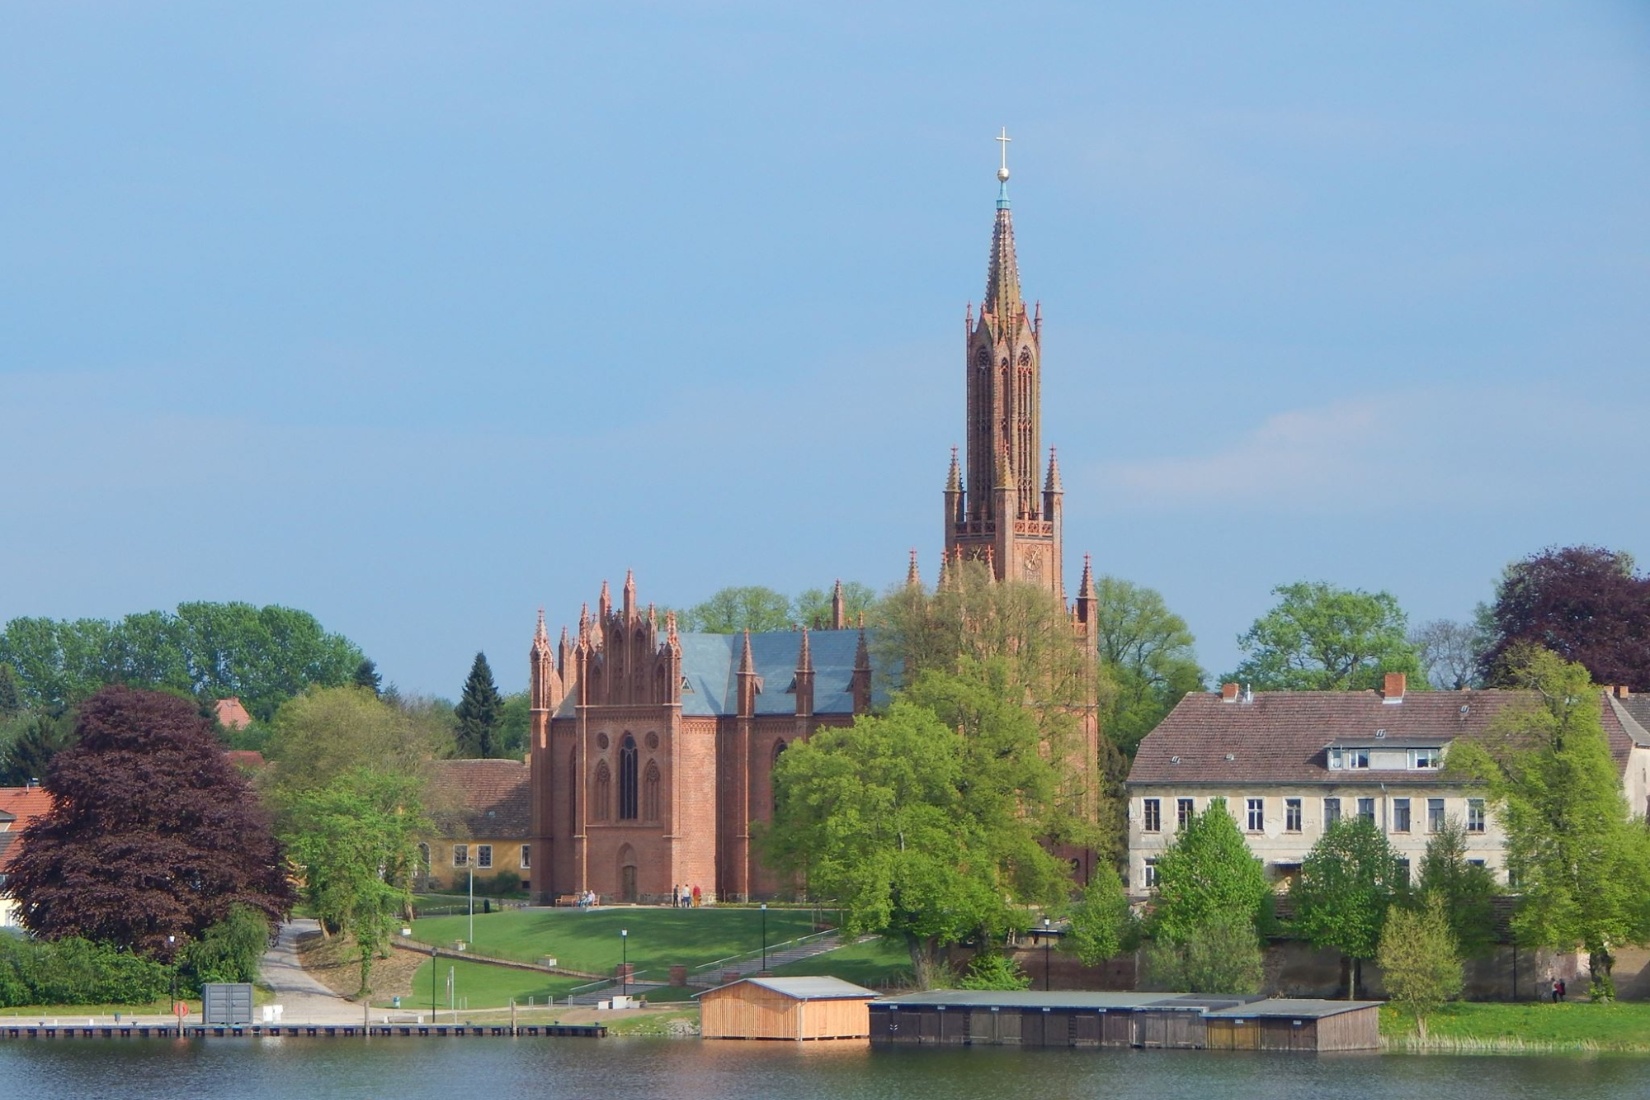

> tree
[1415,819,1497,959]
[0,711,72,786]
[1293,818,1399,998]
[184,904,275,987]
[762,678,1072,986]
[1411,619,1482,691]
[6,686,294,959]
[1066,863,1138,966]
[495,691,531,759]
[1148,798,1270,944]
[792,582,879,630]
[281,767,426,995]
[1228,581,1421,691]
[352,658,382,696]
[1093,577,1204,756]
[1377,894,1462,1039]
[1450,648,1650,999]
[264,686,447,800]
[1141,911,1264,994]
[454,652,503,758]
[1477,546,1650,689]
[0,663,22,716]
[680,587,794,633]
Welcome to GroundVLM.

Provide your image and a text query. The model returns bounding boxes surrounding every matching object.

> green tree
[1141,911,1264,994]
[792,582,879,630]
[184,904,275,987]
[1066,863,1137,966]
[681,586,794,633]
[1228,582,1421,691]
[281,767,427,995]
[0,663,22,716]
[1377,894,1462,1039]
[0,711,72,786]
[1415,818,1497,959]
[1093,577,1204,755]
[1449,648,1650,999]
[1293,818,1399,998]
[454,652,503,758]
[265,686,446,800]
[958,950,1031,990]
[1149,798,1270,944]
[353,658,382,696]
[495,691,531,759]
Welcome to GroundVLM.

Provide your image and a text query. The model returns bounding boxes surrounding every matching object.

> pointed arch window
[643,760,661,822]
[568,748,578,834]
[771,739,788,814]
[618,734,639,820]
[594,760,612,822]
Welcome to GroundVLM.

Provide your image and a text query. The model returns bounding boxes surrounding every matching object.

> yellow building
[419,759,533,894]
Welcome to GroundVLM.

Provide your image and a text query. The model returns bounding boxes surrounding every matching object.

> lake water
[1,1038,1646,1100]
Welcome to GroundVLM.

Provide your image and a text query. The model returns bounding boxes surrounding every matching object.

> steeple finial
[739,628,755,673]
[984,129,1022,319]
[945,446,962,492]
[907,548,922,588]
[831,579,846,630]
[1044,446,1063,494]
[533,607,549,644]
[598,579,611,619]
[797,626,813,672]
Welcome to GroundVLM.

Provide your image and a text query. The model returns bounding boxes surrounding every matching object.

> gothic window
[618,734,639,820]
[643,760,661,822]
[1019,347,1032,367]
[594,760,612,822]
[568,748,578,834]
[771,739,788,814]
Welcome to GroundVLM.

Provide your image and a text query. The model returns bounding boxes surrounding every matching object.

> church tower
[945,131,1064,594]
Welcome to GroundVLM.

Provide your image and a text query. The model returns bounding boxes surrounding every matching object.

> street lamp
[760,903,768,973]
[620,929,628,998]
[431,945,439,1018]
[168,935,179,1034]
[1042,917,1052,992]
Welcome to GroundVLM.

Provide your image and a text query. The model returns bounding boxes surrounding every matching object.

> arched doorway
[618,844,638,903]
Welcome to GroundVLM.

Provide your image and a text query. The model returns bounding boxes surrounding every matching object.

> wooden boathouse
[698,976,878,1041]
[869,991,1379,1053]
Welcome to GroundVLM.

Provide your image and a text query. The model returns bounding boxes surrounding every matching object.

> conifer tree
[352,658,382,696]
[454,652,503,759]
[0,663,22,716]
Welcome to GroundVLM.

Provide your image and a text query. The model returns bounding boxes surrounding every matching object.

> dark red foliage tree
[1478,546,1650,689]
[7,686,294,960]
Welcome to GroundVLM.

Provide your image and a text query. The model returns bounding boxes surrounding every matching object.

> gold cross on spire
[996,127,1012,181]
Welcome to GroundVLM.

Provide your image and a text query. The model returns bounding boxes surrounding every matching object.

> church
[526,140,1097,904]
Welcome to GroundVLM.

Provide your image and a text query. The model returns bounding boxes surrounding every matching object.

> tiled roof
[0,786,53,872]
[425,759,531,839]
[1611,695,1650,747]
[1128,689,1633,788]
[223,750,268,771]
[214,697,253,730]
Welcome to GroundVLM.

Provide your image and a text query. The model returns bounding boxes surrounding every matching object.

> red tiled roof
[0,786,54,872]
[1128,689,1632,788]
[224,750,268,771]
[426,759,531,839]
[214,697,253,730]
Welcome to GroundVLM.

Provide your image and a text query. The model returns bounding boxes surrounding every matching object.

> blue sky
[3,2,1647,697]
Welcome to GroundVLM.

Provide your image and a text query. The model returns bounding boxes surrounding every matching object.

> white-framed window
[1467,798,1486,833]
[1411,748,1440,770]
[477,845,493,869]
[453,844,469,867]
[1346,749,1370,769]
[520,844,531,869]
[1392,798,1410,832]
[1246,798,1264,832]
[1144,858,1159,889]
[1357,797,1376,824]
[1324,798,1342,827]
[1285,798,1302,832]
[1142,798,1161,833]
[1427,798,1446,833]
[1177,798,1194,828]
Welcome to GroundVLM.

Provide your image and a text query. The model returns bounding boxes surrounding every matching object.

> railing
[688,928,839,978]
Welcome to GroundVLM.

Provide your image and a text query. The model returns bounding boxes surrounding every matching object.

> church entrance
[618,845,638,902]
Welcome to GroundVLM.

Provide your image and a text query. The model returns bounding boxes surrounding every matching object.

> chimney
[1383,672,1407,702]
[1221,683,1240,703]
[1612,685,1632,699]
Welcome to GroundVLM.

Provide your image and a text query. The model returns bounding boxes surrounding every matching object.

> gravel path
[260,919,375,1024]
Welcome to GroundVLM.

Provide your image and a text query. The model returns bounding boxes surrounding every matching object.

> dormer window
[1329,747,1369,769]
[1411,748,1440,770]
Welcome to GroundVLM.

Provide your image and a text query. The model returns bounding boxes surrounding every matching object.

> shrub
[0,935,171,1007]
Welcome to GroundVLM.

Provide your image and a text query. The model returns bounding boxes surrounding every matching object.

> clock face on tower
[1023,548,1042,576]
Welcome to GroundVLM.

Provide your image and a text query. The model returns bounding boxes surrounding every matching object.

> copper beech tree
[7,686,293,960]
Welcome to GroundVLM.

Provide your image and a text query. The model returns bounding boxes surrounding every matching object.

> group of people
[575,889,598,909]
[1547,975,1568,1003]
[671,884,702,908]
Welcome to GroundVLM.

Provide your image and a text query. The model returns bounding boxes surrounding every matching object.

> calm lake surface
[2,1038,1646,1100]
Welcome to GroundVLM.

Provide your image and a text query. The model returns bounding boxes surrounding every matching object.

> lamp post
[431,945,438,1018]
[760,903,768,974]
[468,865,475,947]
[1042,917,1052,992]
[168,935,179,1035]
[620,928,628,998]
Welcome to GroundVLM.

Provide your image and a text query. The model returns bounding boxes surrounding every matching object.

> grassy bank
[769,937,913,990]
[380,958,585,1011]
[1381,1001,1650,1053]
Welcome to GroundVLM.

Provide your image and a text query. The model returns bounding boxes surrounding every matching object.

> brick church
[526,140,1098,904]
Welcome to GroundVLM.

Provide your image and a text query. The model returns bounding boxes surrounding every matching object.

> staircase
[564,931,868,1004]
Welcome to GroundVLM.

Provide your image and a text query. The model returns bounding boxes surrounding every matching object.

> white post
[469,866,475,946]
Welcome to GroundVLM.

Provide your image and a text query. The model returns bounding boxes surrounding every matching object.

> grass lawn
[380,959,586,1011]
[769,937,914,991]
[410,907,820,978]
[0,999,182,1019]
[1381,1001,1650,1051]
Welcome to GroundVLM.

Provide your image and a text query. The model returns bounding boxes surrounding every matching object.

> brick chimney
[1221,682,1240,702]
[1382,672,1407,702]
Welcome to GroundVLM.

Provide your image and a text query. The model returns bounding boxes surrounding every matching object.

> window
[1396,859,1411,887]
[1411,748,1440,770]
[1468,858,1486,868]
[1144,858,1159,889]
[618,734,639,821]
[1346,749,1369,769]
[1142,798,1161,833]
[1357,797,1376,824]
[520,844,531,869]
[1324,798,1342,827]
[1428,798,1446,833]
[1392,798,1411,833]
[1246,798,1264,832]
[644,761,662,822]
[1285,798,1302,832]
[453,844,469,867]
[477,845,493,869]
[1177,798,1194,828]
[594,761,612,822]
[1467,798,1486,833]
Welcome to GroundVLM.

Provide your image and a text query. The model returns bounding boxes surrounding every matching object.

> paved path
[259,919,375,1024]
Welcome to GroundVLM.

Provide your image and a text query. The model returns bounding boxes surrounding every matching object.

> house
[0,783,54,928]
[1125,674,1650,894]
[213,697,253,731]
[698,976,878,1040]
[420,759,533,894]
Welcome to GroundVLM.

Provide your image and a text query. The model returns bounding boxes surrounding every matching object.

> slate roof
[425,760,532,839]
[871,990,1379,1019]
[1128,689,1635,788]
[1610,695,1650,748]
[698,976,878,1001]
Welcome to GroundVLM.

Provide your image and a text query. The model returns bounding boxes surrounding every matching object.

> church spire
[907,548,922,588]
[983,127,1022,322]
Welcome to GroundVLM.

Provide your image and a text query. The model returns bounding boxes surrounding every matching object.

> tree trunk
[1588,948,1615,1001]
[1347,957,1360,1000]
[906,934,943,989]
